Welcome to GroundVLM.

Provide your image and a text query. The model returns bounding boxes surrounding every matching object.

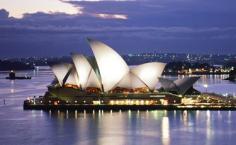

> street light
[203,84,208,93]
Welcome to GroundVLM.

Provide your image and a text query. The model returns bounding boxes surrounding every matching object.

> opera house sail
[50,38,169,93]
[71,53,101,90]
[131,62,166,91]
[159,77,200,95]
[87,38,130,92]
[51,63,73,86]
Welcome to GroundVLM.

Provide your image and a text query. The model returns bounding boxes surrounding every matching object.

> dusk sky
[0,0,236,57]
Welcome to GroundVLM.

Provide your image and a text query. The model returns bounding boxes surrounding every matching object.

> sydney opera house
[46,38,200,106]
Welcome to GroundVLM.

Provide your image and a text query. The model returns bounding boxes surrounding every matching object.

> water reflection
[0,105,235,145]
[38,110,235,145]
[206,110,212,144]
[162,117,170,145]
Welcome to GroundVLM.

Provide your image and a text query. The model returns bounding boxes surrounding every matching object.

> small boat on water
[5,70,31,80]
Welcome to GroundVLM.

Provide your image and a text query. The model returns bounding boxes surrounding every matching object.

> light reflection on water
[1,107,236,145]
[16,110,234,145]
[0,67,236,145]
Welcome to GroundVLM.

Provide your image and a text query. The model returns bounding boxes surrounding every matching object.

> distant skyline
[0,0,236,57]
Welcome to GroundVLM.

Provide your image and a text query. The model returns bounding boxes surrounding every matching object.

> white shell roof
[86,69,101,88]
[65,67,79,86]
[72,54,93,88]
[131,62,166,90]
[174,77,200,94]
[116,71,147,89]
[51,63,72,86]
[51,39,167,92]
[88,38,129,92]
[159,77,200,94]
[158,78,177,90]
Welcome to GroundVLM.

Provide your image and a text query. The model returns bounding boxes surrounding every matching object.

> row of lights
[109,100,154,105]
[47,100,87,105]
[29,99,171,106]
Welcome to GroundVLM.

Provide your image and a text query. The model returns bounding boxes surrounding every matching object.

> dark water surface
[0,67,236,145]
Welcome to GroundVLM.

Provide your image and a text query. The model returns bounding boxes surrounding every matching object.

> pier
[23,95,236,111]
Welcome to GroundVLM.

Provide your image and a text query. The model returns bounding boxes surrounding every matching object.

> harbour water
[0,66,236,145]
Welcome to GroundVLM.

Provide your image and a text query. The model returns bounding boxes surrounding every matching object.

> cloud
[0,0,83,19]
[0,9,9,19]
[0,0,236,57]
[92,13,127,19]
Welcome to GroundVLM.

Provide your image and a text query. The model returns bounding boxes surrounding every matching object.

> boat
[5,70,31,80]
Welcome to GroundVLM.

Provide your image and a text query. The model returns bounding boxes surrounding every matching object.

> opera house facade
[46,38,200,106]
